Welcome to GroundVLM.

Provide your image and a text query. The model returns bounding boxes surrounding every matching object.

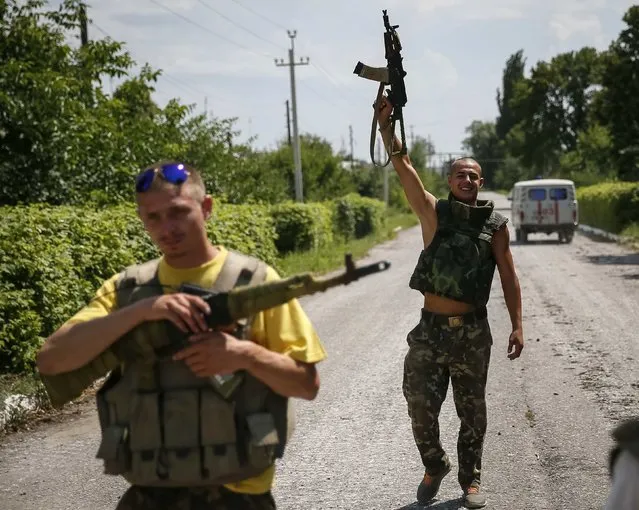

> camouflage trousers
[402,308,493,488]
[114,485,276,510]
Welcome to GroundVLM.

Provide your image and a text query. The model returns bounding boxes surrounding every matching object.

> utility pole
[410,124,415,150]
[79,3,88,47]
[349,125,354,169]
[285,100,292,146]
[275,31,309,202]
[204,96,208,119]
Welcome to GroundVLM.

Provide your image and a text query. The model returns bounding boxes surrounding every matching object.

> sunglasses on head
[135,163,190,193]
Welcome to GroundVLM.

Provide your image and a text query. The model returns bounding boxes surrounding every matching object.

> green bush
[576,181,639,233]
[0,203,277,373]
[332,193,387,239]
[269,202,333,254]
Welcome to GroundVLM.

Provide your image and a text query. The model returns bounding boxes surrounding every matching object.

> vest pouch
[162,389,204,483]
[163,390,199,448]
[200,388,241,480]
[128,392,162,450]
[130,449,163,482]
[200,388,237,445]
[202,444,241,480]
[166,448,204,483]
[246,412,280,470]
[96,425,131,475]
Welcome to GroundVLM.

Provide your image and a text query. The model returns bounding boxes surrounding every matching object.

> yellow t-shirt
[64,246,327,495]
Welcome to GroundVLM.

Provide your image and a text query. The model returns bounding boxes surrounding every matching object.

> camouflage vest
[94,250,292,487]
[409,194,508,307]
[609,418,639,476]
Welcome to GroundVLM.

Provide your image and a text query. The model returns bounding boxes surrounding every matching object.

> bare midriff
[423,292,475,315]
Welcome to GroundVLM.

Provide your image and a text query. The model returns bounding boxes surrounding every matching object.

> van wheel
[521,229,529,243]
[563,230,574,244]
[515,229,522,242]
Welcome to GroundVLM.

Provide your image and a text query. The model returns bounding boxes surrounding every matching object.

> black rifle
[354,9,408,166]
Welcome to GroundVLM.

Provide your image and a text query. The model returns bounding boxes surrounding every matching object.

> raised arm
[377,96,438,237]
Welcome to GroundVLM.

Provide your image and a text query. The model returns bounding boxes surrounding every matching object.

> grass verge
[277,210,418,275]
[0,373,52,438]
[0,209,419,438]
[620,222,639,249]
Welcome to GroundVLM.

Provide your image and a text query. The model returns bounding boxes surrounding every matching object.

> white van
[508,178,579,243]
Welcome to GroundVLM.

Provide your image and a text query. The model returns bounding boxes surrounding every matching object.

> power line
[223,0,345,95]
[91,21,224,106]
[227,0,289,31]
[147,0,273,59]
[195,0,286,51]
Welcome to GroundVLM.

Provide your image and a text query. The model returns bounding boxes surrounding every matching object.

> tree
[255,134,358,203]
[598,6,639,180]
[461,120,501,188]
[506,47,604,175]
[558,123,616,186]
[409,135,435,172]
[0,0,257,205]
[496,50,526,141]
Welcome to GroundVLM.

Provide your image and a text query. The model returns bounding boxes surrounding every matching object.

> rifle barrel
[227,260,391,320]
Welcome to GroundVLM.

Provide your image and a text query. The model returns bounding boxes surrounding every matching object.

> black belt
[421,306,487,328]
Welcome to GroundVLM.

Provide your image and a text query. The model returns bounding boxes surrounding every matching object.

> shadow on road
[393,497,463,510]
[584,253,639,265]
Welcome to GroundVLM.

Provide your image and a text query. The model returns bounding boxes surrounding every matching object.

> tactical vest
[409,194,508,307]
[94,250,292,487]
[609,418,639,476]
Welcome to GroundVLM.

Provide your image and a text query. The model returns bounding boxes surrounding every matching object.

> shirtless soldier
[377,97,524,508]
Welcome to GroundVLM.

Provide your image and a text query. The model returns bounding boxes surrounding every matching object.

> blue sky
[58,0,635,161]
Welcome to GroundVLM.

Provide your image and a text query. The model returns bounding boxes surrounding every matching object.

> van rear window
[550,188,568,200]
[527,188,546,200]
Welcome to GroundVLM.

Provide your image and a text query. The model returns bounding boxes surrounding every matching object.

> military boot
[416,464,451,505]
[462,483,487,508]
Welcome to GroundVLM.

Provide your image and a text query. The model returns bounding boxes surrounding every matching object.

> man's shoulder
[488,208,509,230]
[115,257,162,286]
[222,248,276,283]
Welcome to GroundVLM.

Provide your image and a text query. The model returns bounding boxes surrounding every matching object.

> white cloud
[549,12,603,42]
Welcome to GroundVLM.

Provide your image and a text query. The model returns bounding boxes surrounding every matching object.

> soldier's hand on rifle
[139,293,211,334]
[376,94,394,131]
[173,330,249,377]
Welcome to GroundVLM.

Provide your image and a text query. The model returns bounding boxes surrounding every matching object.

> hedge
[270,202,334,253]
[0,203,278,373]
[576,182,639,234]
[332,193,387,240]
[0,195,388,373]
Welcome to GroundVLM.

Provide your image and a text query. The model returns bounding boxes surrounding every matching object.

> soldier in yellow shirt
[36,161,327,510]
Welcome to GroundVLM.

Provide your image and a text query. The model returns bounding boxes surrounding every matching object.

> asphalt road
[1,191,638,510]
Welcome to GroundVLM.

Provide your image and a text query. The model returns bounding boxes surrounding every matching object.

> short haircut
[138,160,206,201]
[449,157,482,176]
